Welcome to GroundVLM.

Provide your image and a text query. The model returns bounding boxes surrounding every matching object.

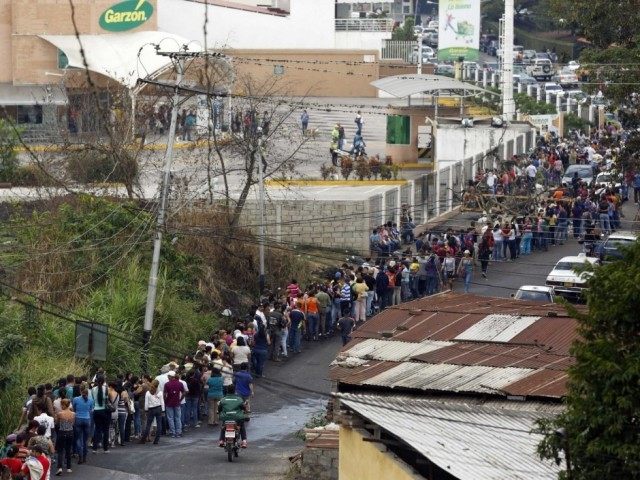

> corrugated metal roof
[339,393,561,480]
[413,343,575,370]
[343,338,453,362]
[504,369,569,398]
[455,314,541,342]
[363,362,533,395]
[336,293,580,399]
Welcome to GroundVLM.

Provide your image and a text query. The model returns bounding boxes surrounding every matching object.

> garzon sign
[100,0,153,31]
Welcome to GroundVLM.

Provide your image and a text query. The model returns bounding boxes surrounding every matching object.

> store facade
[0,0,197,140]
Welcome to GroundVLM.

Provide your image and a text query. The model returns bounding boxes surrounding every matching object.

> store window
[17,105,43,124]
[58,49,69,69]
[386,115,410,145]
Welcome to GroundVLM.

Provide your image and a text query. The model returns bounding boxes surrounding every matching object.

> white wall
[158,0,335,50]
[334,31,391,54]
[435,124,532,167]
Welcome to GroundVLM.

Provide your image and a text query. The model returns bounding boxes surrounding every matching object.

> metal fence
[382,40,414,62]
[335,18,394,32]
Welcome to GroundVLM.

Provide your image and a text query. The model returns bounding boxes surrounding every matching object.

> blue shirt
[207,376,224,400]
[234,371,253,398]
[633,174,640,188]
[72,396,94,420]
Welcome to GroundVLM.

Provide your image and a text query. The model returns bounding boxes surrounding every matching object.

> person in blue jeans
[184,371,201,428]
[288,305,304,353]
[457,250,474,293]
[252,323,270,378]
[72,388,94,464]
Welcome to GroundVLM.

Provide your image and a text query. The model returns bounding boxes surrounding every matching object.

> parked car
[487,40,499,56]
[523,49,537,64]
[482,61,499,73]
[567,60,580,71]
[561,164,594,187]
[513,45,524,62]
[527,58,554,81]
[480,34,498,53]
[436,64,455,77]
[546,253,598,302]
[593,231,638,263]
[554,67,579,85]
[428,20,438,29]
[543,82,564,96]
[424,32,439,47]
[512,285,556,302]
[513,73,537,85]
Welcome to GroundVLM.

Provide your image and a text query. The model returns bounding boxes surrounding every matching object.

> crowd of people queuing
[0,274,388,479]
[367,126,634,300]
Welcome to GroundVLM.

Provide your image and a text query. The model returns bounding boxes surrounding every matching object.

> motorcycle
[223,420,241,462]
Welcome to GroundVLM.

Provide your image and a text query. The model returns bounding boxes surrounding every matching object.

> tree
[0,119,21,183]
[535,240,640,480]
[546,0,640,106]
[392,17,415,41]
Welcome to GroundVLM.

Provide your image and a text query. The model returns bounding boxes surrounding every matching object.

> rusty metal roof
[335,292,580,399]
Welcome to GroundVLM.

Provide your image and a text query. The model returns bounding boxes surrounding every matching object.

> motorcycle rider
[217,384,248,448]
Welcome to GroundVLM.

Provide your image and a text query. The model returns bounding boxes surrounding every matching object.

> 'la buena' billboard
[437,0,480,61]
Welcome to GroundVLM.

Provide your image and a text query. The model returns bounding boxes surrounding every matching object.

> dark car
[593,231,638,262]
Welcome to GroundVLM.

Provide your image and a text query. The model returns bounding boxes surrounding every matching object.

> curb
[265,179,408,187]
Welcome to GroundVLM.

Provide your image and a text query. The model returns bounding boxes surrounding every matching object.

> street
[82,336,342,480]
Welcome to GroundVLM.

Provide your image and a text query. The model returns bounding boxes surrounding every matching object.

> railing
[381,40,415,62]
[335,18,394,32]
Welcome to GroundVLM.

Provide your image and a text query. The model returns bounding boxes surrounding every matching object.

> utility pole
[141,50,185,373]
[417,29,423,75]
[257,132,266,294]
[502,0,516,120]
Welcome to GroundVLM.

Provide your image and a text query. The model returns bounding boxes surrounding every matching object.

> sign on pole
[75,322,109,362]
[437,0,480,61]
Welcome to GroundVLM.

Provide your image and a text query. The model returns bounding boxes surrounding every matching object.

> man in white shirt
[486,170,497,194]
[33,412,55,439]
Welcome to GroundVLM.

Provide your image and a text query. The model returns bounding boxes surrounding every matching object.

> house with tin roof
[332,292,579,480]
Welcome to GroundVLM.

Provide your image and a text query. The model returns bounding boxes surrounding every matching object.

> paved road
[81,337,343,480]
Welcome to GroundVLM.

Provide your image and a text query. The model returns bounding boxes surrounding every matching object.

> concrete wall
[159,0,334,50]
[238,198,371,254]
[339,427,423,480]
[227,49,379,97]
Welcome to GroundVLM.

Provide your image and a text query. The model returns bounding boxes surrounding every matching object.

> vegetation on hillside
[0,196,312,436]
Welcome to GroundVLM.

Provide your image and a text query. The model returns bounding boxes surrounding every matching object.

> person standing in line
[355,111,363,136]
[163,371,184,438]
[54,399,75,475]
[337,123,345,150]
[300,110,309,135]
[457,250,474,293]
[478,229,493,279]
[140,380,163,445]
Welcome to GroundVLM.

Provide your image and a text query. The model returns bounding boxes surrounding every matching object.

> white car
[543,82,564,96]
[546,253,599,302]
[567,60,580,71]
[512,285,555,303]
[594,171,622,190]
